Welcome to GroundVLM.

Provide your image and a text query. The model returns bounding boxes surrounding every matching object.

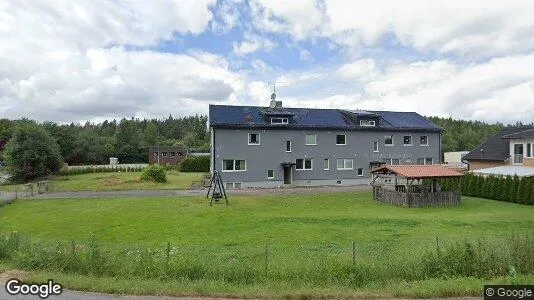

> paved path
[22,185,373,200]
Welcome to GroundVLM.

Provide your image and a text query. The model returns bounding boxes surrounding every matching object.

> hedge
[179,156,210,172]
[442,172,534,205]
[58,165,146,176]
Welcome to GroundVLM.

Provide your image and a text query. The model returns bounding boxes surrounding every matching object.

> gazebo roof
[370,165,464,179]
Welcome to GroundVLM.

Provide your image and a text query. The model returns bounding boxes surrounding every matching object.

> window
[162,152,167,157]
[248,133,260,145]
[417,158,425,165]
[425,157,433,165]
[286,140,292,152]
[357,168,363,176]
[154,152,158,157]
[177,152,183,156]
[305,134,317,145]
[385,135,394,146]
[373,141,379,152]
[323,159,329,170]
[222,160,246,171]
[420,135,428,146]
[360,120,376,127]
[383,158,400,165]
[271,117,288,124]
[403,135,412,146]
[296,158,313,170]
[336,134,346,145]
[337,159,353,170]
[170,152,176,156]
[527,143,532,157]
[267,170,274,179]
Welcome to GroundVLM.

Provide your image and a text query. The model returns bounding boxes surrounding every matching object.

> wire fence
[1,233,532,285]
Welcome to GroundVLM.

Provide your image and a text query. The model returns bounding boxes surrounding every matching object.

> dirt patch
[0,269,30,284]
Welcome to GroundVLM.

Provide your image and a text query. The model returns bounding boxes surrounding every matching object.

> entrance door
[514,144,524,164]
[283,166,292,184]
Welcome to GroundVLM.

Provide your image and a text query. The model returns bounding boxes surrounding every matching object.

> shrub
[140,165,167,183]
[179,156,210,172]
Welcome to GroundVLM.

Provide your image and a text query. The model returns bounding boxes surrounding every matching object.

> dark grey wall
[212,127,440,184]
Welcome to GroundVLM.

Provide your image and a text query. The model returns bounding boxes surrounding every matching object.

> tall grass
[1,233,532,286]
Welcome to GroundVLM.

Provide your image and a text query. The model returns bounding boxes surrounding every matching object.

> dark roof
[370,165,464,179]
[501,128,534,139]
[463,127,534,162]
[209,105,442,132]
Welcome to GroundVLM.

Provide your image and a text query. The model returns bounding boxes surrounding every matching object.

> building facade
[209,103,442,188]
[148,146,187,165]
[463,127,534,170]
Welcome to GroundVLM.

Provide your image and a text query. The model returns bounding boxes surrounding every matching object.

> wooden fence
[373,186,461,208]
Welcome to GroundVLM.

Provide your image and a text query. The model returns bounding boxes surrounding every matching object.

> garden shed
[370,165,464,207]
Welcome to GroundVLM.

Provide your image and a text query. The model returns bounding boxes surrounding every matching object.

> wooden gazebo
[370,165,464,207]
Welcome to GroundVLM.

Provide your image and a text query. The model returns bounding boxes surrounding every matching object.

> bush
[4,122,63,182]
[140,165,167,183]
[179,156,210,172]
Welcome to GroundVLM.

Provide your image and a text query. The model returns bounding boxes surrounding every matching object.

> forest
[0,115,532,166]
[0,115,209,165]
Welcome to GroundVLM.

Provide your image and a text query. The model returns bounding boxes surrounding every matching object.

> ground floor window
[417,158,433,165]
[267,170,274,179]
[222,159,246,171]
[357,168,363,176]
[383,158,400,165]
[296,158,313,170]
[337,159,353,170]
[323,159,329,170]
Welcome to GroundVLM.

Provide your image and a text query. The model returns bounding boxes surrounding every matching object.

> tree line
[0,115,209,166]
[442,172,534,205]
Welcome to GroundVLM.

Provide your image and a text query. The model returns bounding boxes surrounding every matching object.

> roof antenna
[269,82,277,108]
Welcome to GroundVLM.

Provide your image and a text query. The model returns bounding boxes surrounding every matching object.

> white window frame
[248,133,260,145]
[336,134,346,145]
[267,170,275,179]
[222,159,247,172]
[425,157,433,165]
[385,135,394,146]
[305,134,317,146]
[403,135,413,146]
[373,141,379,152]
[420,135,429,146]
[296,158,313,170]
[360,120,376,127]
[286,140,292,152]
[323,158,330,170]
[357,168,363,176]
[336,159,354,170]
[271,117,288,124]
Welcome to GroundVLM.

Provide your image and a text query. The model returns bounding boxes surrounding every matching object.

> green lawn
[1,192,533,298]
[1,192,533,246]
[0,171,205,192]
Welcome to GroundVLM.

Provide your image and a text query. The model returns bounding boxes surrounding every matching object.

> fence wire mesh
[1,233,532,285]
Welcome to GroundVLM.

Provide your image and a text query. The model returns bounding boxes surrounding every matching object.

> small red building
[149,146,187,166]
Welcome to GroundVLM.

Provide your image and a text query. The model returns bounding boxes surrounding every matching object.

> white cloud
[299,49,312,61]
[337,59,378,82]
[232,33,277,55]
[251,0,534,58]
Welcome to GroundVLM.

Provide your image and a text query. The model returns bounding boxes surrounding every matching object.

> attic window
[271,117,288,124]
[360,120,376,127]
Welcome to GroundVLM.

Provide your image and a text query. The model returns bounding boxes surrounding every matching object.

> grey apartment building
[209,102,442,188]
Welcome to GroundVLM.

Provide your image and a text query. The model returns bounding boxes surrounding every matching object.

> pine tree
[502,176,512,202]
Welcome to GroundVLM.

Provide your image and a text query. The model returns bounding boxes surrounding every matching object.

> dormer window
[360,120,376,127]
[271,117,288,124]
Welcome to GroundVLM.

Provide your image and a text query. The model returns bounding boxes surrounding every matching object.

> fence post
[71,240,76,257]
[352,240,356,265]
[264,240,268,275]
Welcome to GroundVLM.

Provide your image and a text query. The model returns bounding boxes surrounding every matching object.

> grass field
[0,171,205,192]
[1,192,533,298]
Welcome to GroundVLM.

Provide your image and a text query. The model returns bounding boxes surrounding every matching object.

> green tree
[4,122,63,181]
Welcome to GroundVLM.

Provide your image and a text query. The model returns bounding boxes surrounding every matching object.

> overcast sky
[2,0,534,124]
